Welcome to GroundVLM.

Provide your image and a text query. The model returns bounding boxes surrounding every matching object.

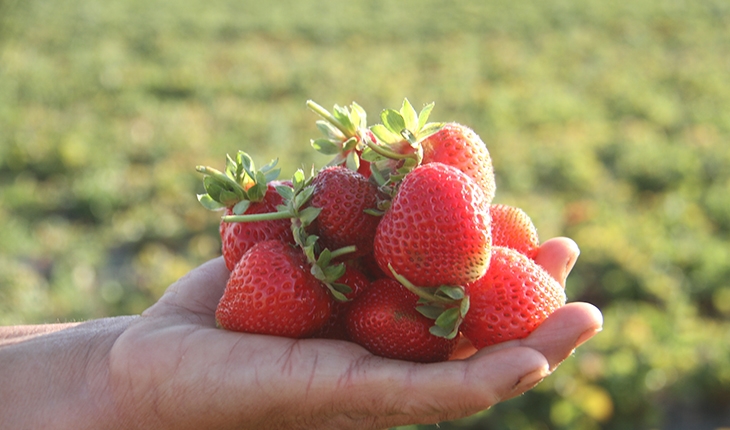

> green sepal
[197,194,226,211]
[370,124,401,145]
[416,305,446,320]
[433,308,461,338]
[232,200,251,215]
[363,207,385,217]
[418,102,435,129]
[345,150,360,172]
[298,206,322,228]
[381,108,407,136]
[435,285,466,301]
[312,138,341,155]
[400,98,419,132]
[331,282,354,297]
[275,184,295,201]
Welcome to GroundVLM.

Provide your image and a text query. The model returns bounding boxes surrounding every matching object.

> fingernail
[512,366,550,394]
[576,326,602,348]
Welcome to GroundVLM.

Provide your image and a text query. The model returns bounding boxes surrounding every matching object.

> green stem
[387,264,454,305]
[306,100,352,137]
[223,211,293,223]
[329,245,357,260]
[364,140,417,161]
[196,165,244,192]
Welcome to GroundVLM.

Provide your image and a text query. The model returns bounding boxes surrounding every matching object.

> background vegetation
[1,0,729,428]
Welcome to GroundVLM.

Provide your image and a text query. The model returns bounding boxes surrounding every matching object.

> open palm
[107,237,602,430]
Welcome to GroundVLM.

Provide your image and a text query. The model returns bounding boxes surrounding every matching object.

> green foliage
[2,0,730,429]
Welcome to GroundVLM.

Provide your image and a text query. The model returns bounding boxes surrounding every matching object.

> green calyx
[222,167,355,301]
[388,264,470,340]
[361,98,444,192]
[307,100,370,174]
[196,151,280,212]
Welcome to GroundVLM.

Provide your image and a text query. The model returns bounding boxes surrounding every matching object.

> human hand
[104,236,601,430]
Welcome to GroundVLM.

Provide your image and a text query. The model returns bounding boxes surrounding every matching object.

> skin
[0,237,602,430]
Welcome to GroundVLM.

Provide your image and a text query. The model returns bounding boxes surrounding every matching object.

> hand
[0,237,602,430]
[105,237,601,429]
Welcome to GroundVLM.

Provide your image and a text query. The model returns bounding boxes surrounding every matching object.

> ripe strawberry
[307,165,381,259]
[420,122,496,203]
[219,183,293,271]
[490,204,540,259]
[215,240,333,338]
[312,264,371,340]
[307,100,375,178]
[367,99,496,202]
[374,162,492,287]
[345,278,459,362]
[197,152,293,271]
[460,246,566,349]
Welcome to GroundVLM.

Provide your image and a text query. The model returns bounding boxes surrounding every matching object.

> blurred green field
[2,0,730,428]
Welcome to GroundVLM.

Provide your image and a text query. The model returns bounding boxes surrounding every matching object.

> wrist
[0,316,138,429]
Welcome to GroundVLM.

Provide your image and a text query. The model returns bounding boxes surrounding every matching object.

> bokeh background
[1,0,729,428]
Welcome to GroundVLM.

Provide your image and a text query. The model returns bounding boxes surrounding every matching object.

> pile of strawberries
[196,99,566,363]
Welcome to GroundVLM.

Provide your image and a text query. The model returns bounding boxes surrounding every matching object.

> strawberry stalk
[306,100,352,136]
[387,264,470,339]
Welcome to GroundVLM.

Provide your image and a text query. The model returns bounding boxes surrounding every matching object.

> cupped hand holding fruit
[101,239,601,430]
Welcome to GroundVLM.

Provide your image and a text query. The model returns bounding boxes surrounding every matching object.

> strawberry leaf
[370,123,401,144]
[197,194,226,211]
[431,307,462,339]
[435,285,465,301]
[401,98,418,132]
[331,282,354,296]
[418,102,435,129]
[275,184,295,201]
[312,138,341,155]
[298,206,321,228]
[232,200,251,215]
[416,305,445,320]
[381,109,406,135]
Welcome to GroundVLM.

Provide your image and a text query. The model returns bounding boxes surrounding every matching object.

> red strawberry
[345,278,459,362]
[197,152,293,271]
[219,183,293,271]
[215,240,333,338]
[420,122,496,203]
[489,204,540,259]
[311,264,371,340]
[367,99,496,202]
[460,246,566,349]
[374,162,492,287]
[307,166,381,259]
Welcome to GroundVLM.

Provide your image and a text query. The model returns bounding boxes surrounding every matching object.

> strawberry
[196,151,293,270]
[307,165,381,259]
[366,99,496,202]
[215,240,333,338]
[420,122,496,203]
[311,264,371,340]
[218,184,293,271]
[307,100,375,178]
[489,204,540,259]
[374,162,492,288]
[224,169,358,302]
[459,246,566,349]
[345,278,459,363]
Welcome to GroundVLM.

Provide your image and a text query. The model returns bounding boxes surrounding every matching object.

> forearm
[0,322,84,346]
[0,316,138,429]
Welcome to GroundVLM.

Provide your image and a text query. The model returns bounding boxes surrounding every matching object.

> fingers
[518,302,603,370]
[336,346,551,428]
[534,237,581,287]
[144,257,230,321]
